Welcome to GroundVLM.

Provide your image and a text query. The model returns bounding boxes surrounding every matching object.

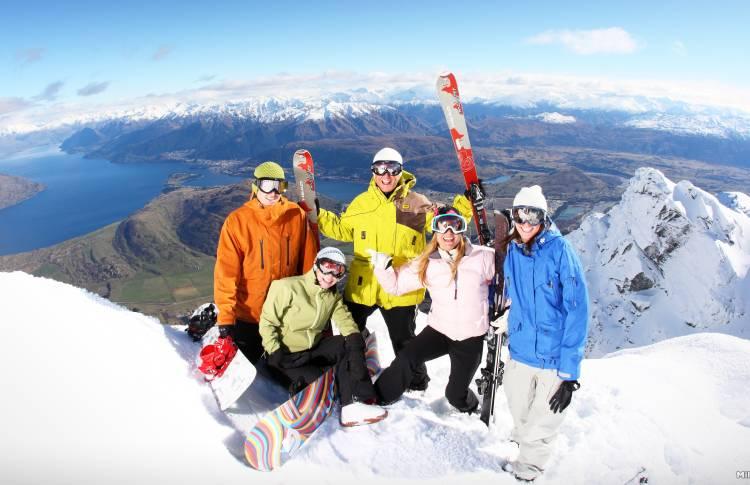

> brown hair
[415,234,467,286]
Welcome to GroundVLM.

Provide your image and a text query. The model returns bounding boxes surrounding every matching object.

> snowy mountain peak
[569,168,750,355]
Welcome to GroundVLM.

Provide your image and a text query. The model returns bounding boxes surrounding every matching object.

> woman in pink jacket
[367,206,495,413]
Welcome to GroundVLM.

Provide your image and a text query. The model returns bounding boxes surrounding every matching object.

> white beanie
[513,185,548,212]
[373,147,403,165]
[315,246,346,265]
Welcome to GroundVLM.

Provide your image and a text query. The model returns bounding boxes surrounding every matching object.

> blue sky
[1,0,749,121]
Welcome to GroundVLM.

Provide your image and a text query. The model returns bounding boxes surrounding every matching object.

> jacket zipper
[259,239,265,269]
[454,272,458,300]
[286,235,290,267]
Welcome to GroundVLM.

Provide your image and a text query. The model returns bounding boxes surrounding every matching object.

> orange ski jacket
[214,196,318,325]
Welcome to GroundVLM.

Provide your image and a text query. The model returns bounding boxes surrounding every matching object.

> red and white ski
[293,149,320,243]
[436,72,492,245]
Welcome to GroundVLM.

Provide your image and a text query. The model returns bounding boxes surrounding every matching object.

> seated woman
[259,246,388,427]
[367,206,495,413]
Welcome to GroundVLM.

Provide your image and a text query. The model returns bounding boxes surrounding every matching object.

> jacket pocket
[535,321,563,359]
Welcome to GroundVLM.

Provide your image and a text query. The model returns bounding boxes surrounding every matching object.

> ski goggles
[511,206,546,226]
[371,161,403,176]
[316,258,347,279]
[256,178,288,194]
[431,213,468,234]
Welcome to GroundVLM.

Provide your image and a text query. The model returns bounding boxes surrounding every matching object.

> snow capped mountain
[719,191,750,217]
[1,270,748,484]
[3,78,750,140]
[625,110,750,138]
[535,112,577,124]
[568,168,750,355]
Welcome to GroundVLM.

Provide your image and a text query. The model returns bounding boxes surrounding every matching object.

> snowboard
[200,325,257,411]
[436,72,493,246]
[293,149,320,242]
[243,332,381,471]
[244,366,337,471]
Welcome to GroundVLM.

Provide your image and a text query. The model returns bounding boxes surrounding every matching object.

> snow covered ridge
[568,168,750,356]
[535,112,577,124]
[625,111,750,139]
[1,270,749,484]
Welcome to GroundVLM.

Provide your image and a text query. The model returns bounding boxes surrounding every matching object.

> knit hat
[513,185,548,212]
[253,161,285,180]
[373,147,403,165]
[315,246,346,266]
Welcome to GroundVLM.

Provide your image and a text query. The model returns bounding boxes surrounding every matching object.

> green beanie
[254,161,285,180]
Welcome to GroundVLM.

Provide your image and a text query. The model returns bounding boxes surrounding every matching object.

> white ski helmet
[315,246,346,266]
[373,147,403,165]
[513,185,548,212]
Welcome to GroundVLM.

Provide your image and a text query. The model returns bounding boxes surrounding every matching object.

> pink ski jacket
[374,242,495,341]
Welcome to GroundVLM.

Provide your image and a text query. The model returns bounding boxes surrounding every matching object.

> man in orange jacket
[213,161,319,364]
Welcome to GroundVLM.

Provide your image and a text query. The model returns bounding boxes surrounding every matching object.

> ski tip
[438,71,453,77]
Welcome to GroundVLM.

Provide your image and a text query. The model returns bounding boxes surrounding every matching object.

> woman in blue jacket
[500,185,589,483]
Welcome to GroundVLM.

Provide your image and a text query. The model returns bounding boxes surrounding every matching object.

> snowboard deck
[201,325,257,411]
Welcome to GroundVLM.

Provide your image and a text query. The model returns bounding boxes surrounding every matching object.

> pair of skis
[437,72,509,427]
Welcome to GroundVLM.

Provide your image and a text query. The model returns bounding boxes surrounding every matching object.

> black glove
[267,349,284,369]
[344,333,368,381]
[218,325,233,339]
[314,197,320,215]
[464,178,486,204]
[549,380,580,414]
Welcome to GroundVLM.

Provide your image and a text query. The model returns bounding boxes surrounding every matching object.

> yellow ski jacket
[318,170,471,309]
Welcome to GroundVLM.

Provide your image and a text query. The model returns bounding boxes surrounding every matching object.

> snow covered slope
[1,271,748,484]
[569,168,750,355]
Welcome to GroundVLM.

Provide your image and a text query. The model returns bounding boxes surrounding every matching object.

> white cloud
[2,70,750,135]
[77,81,110,97]
[15,47,45,65]
[526,27,638,55]
[34,81,65,101]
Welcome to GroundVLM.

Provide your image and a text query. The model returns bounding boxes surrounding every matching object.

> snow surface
[2,270,749,484]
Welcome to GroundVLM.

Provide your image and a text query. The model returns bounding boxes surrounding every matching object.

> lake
[0,150,367,256]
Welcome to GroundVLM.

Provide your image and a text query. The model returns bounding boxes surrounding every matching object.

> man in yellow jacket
[213,161,318,364]
[318,147,471,391]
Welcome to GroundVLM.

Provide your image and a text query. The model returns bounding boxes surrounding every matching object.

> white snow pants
[503,358,568,480]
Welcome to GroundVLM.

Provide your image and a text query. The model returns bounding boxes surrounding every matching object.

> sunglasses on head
[371,161,403,176]
[256,178,288,194]
[316,258,346,279]
[431,213,468,234]
[512,206,545,226]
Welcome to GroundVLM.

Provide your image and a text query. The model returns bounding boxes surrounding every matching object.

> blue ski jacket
[503,223,589,380]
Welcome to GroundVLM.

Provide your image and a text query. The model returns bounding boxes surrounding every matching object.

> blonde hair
[415,234,467,286]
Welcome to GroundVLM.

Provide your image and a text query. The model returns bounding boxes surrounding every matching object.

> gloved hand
[549,380,580,413]
[314,198,320,216]
[198,335,237,380]
[490,311,508,333]
[452,193,473,216]
[218,325,233,339]
[366,249,392,270]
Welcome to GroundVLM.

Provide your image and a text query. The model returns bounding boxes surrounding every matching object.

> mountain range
[569,168,750,355]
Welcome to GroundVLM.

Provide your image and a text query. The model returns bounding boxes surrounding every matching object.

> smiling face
[517,221,542,243]
[256,189,281,207]
[374,171,401,193]
[314,267,339,289]
[436,228,460,251]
